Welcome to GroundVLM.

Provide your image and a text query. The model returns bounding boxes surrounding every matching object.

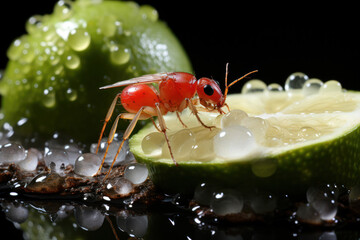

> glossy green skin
[130,122,360,195]
[0,1,192,143]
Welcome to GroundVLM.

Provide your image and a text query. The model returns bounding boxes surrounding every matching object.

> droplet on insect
[267,83,283,92]
[0,142,26,163]
[116,212,148,238]
[43,88,56,108]
[210,190,244,216]
[141,132,164,156]
[139,5,159,22]
[193,183,214,206]
[285,72,309,91]
[65,53,80,69]
[74,153,102,177]
[68,28,91,51]
[319,80,342,94]
[251,159,277,178]
[53,0,73,20]
[241,79,267,94]
[75,206,105,231]
[66,88,78,101]
[110,44,130,65]
[302,78,323,96]
[214,126,256,159]
[163,129,196,160]
[105,178,133,196]
[296,203,321,224]
[306,184,338,221]
[18,148,40,171]
[221,109,248,128]
[124,163,148,185]
[26,15,43,34]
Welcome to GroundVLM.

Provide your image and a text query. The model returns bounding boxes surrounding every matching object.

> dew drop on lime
[241,79,267,94]
[267,83,283,92]
[43,88,56,108]
[65,53,80,69]
[302,78,323,96]
[221,109,248,128]
[68,28,91,51]
[141,132,164,156]
[110,45,130,65]
[139,5,159,22]
[319,80,342,94]
[285,72,309,91]
[53,0,73,20]
[66,88,78,101]
[162,129,195,160]
[191,139,215,161]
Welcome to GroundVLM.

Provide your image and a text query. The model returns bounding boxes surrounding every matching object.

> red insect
[96,64,257,178]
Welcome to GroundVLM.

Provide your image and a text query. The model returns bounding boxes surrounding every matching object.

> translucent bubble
[221,109,248,128]
[53,0,73,20]
[193,183,214,206]
[241,79,267,94]
[251,159,277,178]
[26,15,43,34]
[116,212,148,238]
[307,184,338,221]
[162,129,196,160]
[302,78,323,96]
[27,172,64,193]
[68,28,91,51]
[66,88,78,101]
[18,148,39,171]
[3,203,29,223]
[319,80,342,94]
[210,190,244,216]
[124,163,148,184]
[43,88,56,108]
[139,5,159,22]
[110,44,130,65]
[91,138,128,165]
[75,206,105,231]
[65,53,80,69]
[250,192,277,214]
[0,142,26,163]
[98,15,117,37]
[7,37,25,60]
[213,125,256,159]
[191,139,216,161]
[141,132,164,156]
[74,153,102,177]
[106,178,133,195]
[267,83,283,92]
[296,203,321,224]
[240,117,269,141]
[284,72,309,91]
[44,149,70,173]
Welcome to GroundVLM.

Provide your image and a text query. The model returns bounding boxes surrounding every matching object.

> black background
[0,1,359,92]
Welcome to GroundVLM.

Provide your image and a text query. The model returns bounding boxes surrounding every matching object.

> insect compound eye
[203,84,214,96]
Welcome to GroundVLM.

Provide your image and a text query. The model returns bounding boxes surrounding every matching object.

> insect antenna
[223,64,258,104]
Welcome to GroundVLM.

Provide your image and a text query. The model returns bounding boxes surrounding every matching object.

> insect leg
[176,111,188,128]
[96,93,121,154]
[154,103,177,166]
[186,98,216,130]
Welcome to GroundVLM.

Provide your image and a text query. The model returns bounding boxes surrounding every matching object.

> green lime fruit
[130,77,360,194]
[0,0,192,142]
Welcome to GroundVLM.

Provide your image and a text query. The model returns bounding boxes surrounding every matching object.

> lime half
[130,80,360,194]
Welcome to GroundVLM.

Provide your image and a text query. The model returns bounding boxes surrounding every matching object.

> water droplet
[105,178,133,196]
[53,0,73,20]
[297,126,321,140]
[251,159,277,178]
[141,132,164,156]
[267,83,283,92]
[296,203,321,224]
[116,213,148,238]
[65,88,78,101]
[210,190,244,216]
[110,44,130,65]
[27,172,65,193]
[319,80,342,94]
[98,15,117,37]
[26,15,43,34]
[307,184,338,221]
[18,148,40,171]
[68,28,91,51]
[249,192,277,214]
[124,163,148,185]
[240,117,269,141]
[162,129,196,160]
[241,79,267,94]
[191,139,215,161]
[75,206,105,231]
[7,37,25,60]
[221,109,248,128]
[0,142,26,163]
[140,5,159,22]
[74,153,102,177]
[214,126,257,159]
[285,72,309,91]
[44,149,70,173]
[65,53,80,69]
[43,88,56,108]
[302,78,323,96]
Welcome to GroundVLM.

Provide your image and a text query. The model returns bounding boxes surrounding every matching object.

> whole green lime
[0,0,192,143]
